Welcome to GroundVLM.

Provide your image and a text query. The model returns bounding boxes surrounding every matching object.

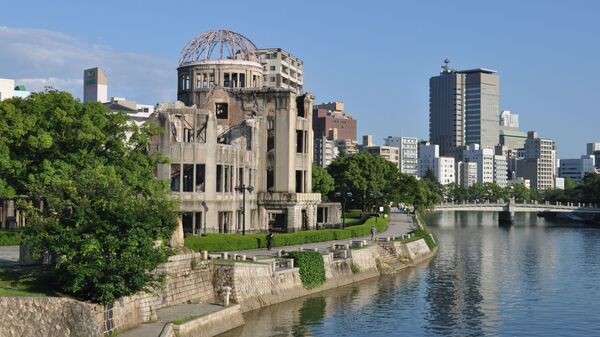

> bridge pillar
[499,211,513,226]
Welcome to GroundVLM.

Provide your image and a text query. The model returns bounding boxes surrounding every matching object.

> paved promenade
[230,208,416,258]
[0,246,19,266]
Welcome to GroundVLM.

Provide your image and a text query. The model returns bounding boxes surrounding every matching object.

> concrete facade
[153,31,321,233]
[429,60,500,158]
[314,136,339,167]
[83,67,108,103]
[258,48,303,94]
[516,131,556,190]
[559,155,596,181]
[383,136,419,177]
[312,102,357,142]
[418,143,455,185]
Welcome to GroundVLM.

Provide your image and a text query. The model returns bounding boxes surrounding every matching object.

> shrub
[351,262,360,274]
[184,217,389,252]
[0,230,21,246]
[412,227,436,250]
[286,251,326,289]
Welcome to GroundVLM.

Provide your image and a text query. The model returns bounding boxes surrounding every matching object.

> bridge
[434,201,600,224]
[435,201,600,213]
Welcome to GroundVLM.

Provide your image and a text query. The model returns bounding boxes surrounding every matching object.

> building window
[216,103,228,119]
[196,164,205,192]
[239,73,245,88]
[209,74,215,87]
[181,74,190,91]
[232,73,238,88]
[182,164,194,192]
[238,167,244,187]
[267,170,274,191]
[216,165,223,192]
[182,213,193,234]
[270,66,276,71]
[296,170,304,193]
[296,130,304,153]
[171,164,181,192]
[270,77,275,82]
[224,73,231,87]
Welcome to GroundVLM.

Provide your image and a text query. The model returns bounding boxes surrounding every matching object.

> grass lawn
[0,266,57,297]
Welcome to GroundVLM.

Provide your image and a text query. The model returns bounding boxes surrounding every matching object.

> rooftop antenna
[442,58,450,73]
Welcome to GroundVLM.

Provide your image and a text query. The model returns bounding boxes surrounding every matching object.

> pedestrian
[266,232,274,251]
[370,225,376,240]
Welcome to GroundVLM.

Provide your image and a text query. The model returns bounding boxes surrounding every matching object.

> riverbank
[0,210,437,337]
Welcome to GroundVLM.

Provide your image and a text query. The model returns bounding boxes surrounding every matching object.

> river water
[219,212,600,337]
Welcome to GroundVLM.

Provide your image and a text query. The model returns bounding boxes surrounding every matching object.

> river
[219,211,600,336]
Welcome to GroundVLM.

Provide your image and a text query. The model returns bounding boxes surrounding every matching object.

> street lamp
[235,184,254,235]
[335,191,353,228]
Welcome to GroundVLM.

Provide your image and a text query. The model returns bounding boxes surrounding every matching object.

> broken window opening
[238,167,244,187]
[296,130,304,153]
[296,97,306,118]
[183,164,194,192]
[296,170,303,193]
[239,74,245,88]
[232,73,238,88]
[209,74,215,87]
[224,73,231,87]
[182,213,193,234]
[252,75,257,87]
[171,164,181,192]
[216,165,223,192]
[267,170,274,192]
[216,103,228,119]
[196,164,205,192]
[181,75,190,91]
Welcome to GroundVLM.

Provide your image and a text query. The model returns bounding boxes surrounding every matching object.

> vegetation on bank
[0,267,57,297]
[184,217,388,252]
[0,230,21,246]
[0,91,179,304]
[286,251,326,289]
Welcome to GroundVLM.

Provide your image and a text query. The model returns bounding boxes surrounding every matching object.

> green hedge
[184,217,388,252]
[286,251,326,289]
[0,230,21,246]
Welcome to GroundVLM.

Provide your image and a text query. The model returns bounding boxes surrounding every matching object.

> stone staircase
[373,245,408,274]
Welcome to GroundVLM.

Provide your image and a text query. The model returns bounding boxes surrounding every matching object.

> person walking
[370,225,376,240]
[266,232,274,251]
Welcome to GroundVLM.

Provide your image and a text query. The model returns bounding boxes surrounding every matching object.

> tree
[510,183,531,203]
[0,91,178,304]
[312,164,334,201]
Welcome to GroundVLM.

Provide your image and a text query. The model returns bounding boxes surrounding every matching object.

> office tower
[429,59,500,158]
[83,67,108,103]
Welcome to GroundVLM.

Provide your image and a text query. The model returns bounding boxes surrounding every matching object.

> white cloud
[0,26,175,103]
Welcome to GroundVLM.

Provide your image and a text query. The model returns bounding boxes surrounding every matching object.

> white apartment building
[516,131,556,190]
[258,48,303,94]
[383,136,419,177]
[463,144,508,187]
[418,143,455,185]
[494,155,508,187]
[314,136,339,167]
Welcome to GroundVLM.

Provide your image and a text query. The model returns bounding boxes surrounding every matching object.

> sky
[0,0,598,158]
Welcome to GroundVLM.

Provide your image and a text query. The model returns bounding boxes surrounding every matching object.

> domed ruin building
[153,30,339,233]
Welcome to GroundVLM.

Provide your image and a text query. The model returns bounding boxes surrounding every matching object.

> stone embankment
[0,221,436,337]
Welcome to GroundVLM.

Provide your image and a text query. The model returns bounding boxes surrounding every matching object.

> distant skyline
[1,0,599,158]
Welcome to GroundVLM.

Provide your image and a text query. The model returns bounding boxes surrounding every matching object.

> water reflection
[219,212,600,337]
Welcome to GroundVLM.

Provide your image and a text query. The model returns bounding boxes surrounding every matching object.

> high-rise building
[493,155,508,187]
[418,143,455,185]
[559,156,596,181]
[429,59,500,158]
[516,131,556,190]
[587,142,600,169]
[383,136,419,177]
[312,102,357,142]
[83,67,108,103]
[258,48,303,94]
[462,144,507,187]
[457,161,478,188]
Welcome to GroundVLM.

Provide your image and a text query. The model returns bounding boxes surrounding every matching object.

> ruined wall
[0,297,102,337]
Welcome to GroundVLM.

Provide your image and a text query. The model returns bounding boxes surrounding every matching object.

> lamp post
[335,191,352,228]
[235,184,254,235]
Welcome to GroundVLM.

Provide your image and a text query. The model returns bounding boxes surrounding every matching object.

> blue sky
[1,0,598,158]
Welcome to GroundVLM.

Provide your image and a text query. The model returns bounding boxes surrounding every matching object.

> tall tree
[0,91,178,304]
[312,164,334,201]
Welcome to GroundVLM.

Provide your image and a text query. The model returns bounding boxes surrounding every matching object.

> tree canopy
[0,91,178,303]
[311,164,334,201]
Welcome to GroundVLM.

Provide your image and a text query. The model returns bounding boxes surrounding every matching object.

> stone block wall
[0,297,102,337]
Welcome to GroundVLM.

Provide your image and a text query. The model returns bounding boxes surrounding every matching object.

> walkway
[118,303,223,337]
[230,208,416,258]
[0,246,19,266]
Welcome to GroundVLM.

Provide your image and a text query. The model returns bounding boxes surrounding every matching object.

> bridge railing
[436,200,600,210]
